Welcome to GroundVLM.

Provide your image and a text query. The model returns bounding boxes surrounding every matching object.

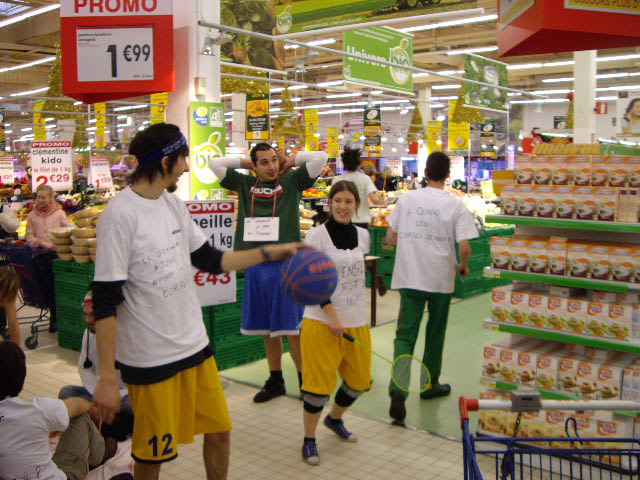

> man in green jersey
[210,144,328,402]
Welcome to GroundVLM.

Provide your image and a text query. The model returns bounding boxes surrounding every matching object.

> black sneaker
[323,416,357,442]
[420,383,451,400]
[253,377,286,403]
[301,439,319,465]
[389,391,406,422]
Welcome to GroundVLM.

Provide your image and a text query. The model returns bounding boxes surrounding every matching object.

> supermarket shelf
[484,267,640,293]
[485,215,640,234]
[483,319,640,355]
[480,377,636,416]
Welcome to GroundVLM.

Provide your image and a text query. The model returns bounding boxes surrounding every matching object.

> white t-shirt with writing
[332,171,378,224]
[94,187,209,368]
[0,396,69,480]
[303,224,370,328]
[389,187,478,293]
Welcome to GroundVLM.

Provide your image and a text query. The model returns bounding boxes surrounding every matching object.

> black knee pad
[335,382,362,408]
[303,392,329,414]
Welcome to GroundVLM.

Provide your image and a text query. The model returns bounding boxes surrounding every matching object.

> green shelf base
[485,268,638,294]
[483,320,640,355]
[480,377,636,416]
[485,215,640,234]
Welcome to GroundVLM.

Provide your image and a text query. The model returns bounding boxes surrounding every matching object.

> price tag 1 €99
[76,27,154,82]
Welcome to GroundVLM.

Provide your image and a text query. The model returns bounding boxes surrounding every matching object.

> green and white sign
[274,0,477,35]
[189,102,226,201]
[463,54,509,112]
[343,27,413,95]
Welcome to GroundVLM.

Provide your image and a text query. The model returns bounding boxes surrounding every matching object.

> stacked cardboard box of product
[506,155,640,222]
[490,284,640,341]
[490,235,640,283]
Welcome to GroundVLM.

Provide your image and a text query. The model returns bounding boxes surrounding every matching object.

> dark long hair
[328,180,361,214]
[0,341,26,400]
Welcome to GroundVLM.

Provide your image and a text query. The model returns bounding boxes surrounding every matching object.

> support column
[167,0,220,200]
[231,93,246,150]
[417,85,431,176]
[573,50,597,144]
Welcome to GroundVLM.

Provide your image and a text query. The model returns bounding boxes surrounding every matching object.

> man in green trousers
[384,152,478,423]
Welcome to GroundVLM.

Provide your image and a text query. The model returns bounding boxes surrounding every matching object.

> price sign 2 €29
[76,26,154,82]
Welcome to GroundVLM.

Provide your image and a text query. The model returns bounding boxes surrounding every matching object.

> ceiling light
[221,93,233,98]
[370,90,383,95]
[437,70,464,75]
[74,101,83,105]
[20,128,32,132]
[285,38,336,50]
[288,85,308,90]
[270,87,285,93]
[413,73,430,78]
[338,134,344,139]
[200,36,215,56]
[0,3,59,29]
[432,84,461,90]
[326,93,362,98]
[542,77,574,83]
[113,104,147,112]
[391,147,397,152]
[437,115,445,121]
[543,61,575,67]
[532,89,572,94]
[317,80,343,87]
[397,137,405,143]
[381,137,388,141]
[399,14,497,33]
[508,63,543,70]
[596,84,640,91]
[596,96,617,100]
[10,86,48,97]
[446,46,498,56]
[400,108,409,114]
[597,54,640,62]
[0,56,55,74]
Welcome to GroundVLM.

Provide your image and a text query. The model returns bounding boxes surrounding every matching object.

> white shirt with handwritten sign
[302,224,370,328]
[389,187,478,293]
[94,187,209,368]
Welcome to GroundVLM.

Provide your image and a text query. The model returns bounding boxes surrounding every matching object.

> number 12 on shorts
[148,433,174,457]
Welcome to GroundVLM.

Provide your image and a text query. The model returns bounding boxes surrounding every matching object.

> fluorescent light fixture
[317,80,343,87]
[285,38,336,50]
[437,70,464,75]
[431,103,445,108]
[532,89,572,94]
[597,54,640,62]
[413,73,429,78]
[433,96,457,100]
[369,90,383,95]
[374,99,410,104]
[0,3,59,29]
[89,119,97,124]
[326,93,362,98]
[288,85,308,90]
[510,99,569,104]
[4,130,12,134]
[446,45,497,55]
[437,115,445,121]
[10,86,47,97]
[542,77,574,83]
[270,99,282,104]
[20,128,32,132]
[543,60,575,67]
[432,84,461,90]
[291,97,302,102]
[221,93,233,98]
[270,87,285,93]
[507,63,543,70]
[0,56,55,74]
[596,96,617,100]
[596,84,640,91]
[74,101,83,105]
[113,104,147,112]
[381,137,388,142]
[397,137,405,143]
[399,14,497,33]
[44,117,54,122]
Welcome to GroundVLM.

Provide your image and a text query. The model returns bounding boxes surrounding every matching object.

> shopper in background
[25,184,72,249]
[622,98,640,134]
[92,124,304,479]
[385,151,478,423]
[0,340,111,479]
[408,172,419,190]
[0,267,20,345]
[332,147,384,229]
[299,181,372,466]
[376,167,398,192]
[209,144,328,404]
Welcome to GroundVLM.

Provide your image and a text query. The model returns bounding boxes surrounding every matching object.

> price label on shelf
[88,157,113,189]
[76,27,154,82]
[0,159,14,186]
[30,141,73,192]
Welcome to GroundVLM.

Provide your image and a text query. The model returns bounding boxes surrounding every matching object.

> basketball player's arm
[192,241,307,273]
[208,156,253,180]
[321,302,343,338]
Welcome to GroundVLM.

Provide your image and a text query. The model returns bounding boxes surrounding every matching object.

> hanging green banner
[274,0,477,35]
[189,101,226,200]
[343,26,413,95]
[463,54,509,112]
[246,94,270,141]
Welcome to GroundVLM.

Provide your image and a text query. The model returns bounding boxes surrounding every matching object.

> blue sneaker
[323,416,358,442]
[302,439,319,465]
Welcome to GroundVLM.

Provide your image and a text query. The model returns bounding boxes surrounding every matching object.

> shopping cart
[0,243,53,349]
[459,392,640,479]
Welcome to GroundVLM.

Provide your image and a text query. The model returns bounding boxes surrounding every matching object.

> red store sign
[60,0,174,103]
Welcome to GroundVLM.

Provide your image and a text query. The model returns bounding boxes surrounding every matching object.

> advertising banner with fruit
[463,54,509,112]
[364,108,381,156]
[343,26,413,95]
[274,0,477,35]
[185,200,236,306]
[94,103,106,148]
[33,102,46,141]
[427,120,442,154]
[246,94,270,140]
[327,126,340,158]
[304,109,319,150]
[189,102,226,201]
[448,122,470,151]
[31,141,73,192]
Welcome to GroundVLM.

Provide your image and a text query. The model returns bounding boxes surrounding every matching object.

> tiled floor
[15,317,472,479]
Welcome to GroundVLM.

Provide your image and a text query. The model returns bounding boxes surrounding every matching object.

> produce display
[490,235,640,283]
[302,181,330,198]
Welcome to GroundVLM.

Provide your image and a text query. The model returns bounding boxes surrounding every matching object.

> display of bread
[532,143,600,155]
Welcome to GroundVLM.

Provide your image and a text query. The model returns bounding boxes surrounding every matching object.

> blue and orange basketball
[280,249,338,305]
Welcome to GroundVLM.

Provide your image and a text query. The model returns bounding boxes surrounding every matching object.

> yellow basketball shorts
[127,356,232,463]
[301,318,372,396]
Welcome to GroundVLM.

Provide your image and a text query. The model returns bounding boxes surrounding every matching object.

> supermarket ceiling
[0,0,639,114]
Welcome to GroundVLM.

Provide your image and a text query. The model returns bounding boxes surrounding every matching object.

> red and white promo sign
[0,159,14,186]
[185,200,237,307]
[60,0,174,104]
[88,157,113,189]
[30,141,74,192]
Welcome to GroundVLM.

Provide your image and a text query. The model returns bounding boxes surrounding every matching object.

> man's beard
[167,183,178,193]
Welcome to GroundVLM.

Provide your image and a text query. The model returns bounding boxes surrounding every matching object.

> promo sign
[185,200,236,306]
[363,108,381,157]
[94,103,106,148]
[0,159,13,186]
[189,101,226,200]
[60,0,174,103]
[150,92,168,125]
[448,122,470,151]
[88,157,113,189]
[31,141,73,192]
[246,94,270,140]
[327,126,340,158]
[427,121,442,154]
[463,54,508,113]
[33,102,46,141]
[343,27,413,95]
[304,109,319,150]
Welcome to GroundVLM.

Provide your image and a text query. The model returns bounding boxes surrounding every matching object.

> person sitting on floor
[0,340,115,479]
[59,293,134,450]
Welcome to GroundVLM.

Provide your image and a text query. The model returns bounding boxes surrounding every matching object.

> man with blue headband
[90,123,304,479]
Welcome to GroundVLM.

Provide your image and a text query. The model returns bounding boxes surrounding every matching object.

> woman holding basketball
[299,180,372,466]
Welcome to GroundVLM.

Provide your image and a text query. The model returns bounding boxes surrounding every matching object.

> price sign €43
[185,200,237,306]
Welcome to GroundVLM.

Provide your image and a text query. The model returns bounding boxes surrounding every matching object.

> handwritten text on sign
[31,141,73,192]
[0,160,13,186]
[89,157,113,189]
[186,200,237,306]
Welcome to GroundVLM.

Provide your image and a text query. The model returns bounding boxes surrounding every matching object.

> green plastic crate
[368,227,387,256]
[209,304,243,342]
[454,273,485,299]
[58,328,83,352]
[53,260,95,282]
[378,257,395,276]
[214,335,266,371]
